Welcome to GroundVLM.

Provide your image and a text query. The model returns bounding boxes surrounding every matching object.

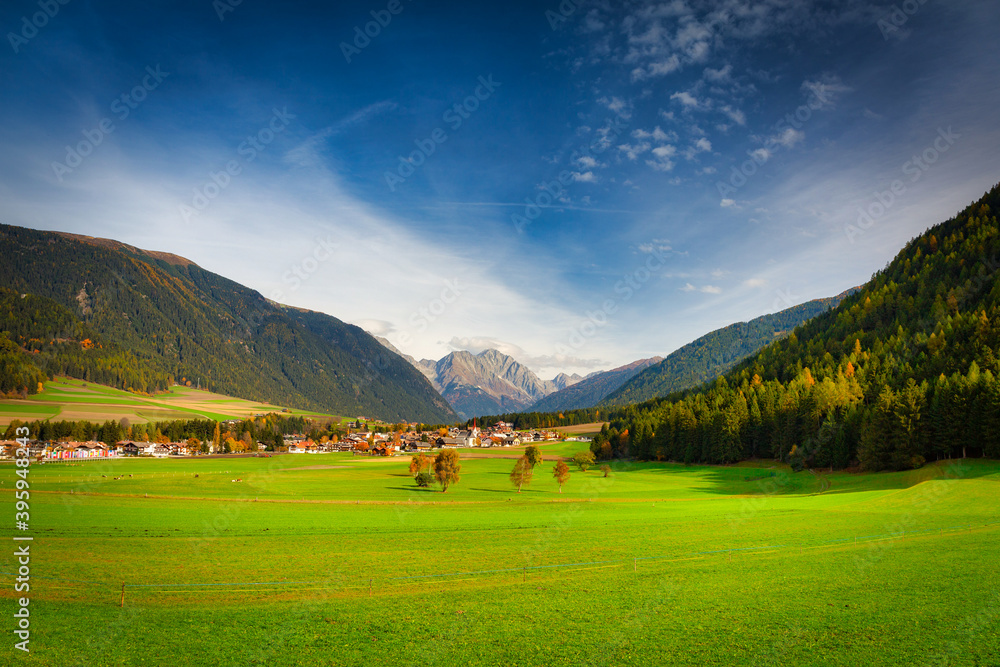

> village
[0,419,590,460]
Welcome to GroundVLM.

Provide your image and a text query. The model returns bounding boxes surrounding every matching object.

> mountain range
[374,340,588,419]
[379,292,854,418]
[0,224,881,427]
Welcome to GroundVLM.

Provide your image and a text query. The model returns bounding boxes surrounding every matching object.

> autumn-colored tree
[600,464,611,478]
[434,449,461,492]
[573,450,594,471]
[524,444,542,468]
[186,436,202,453]
[552,459,570,492]
[213,421,221,452]
[510,455,533,493]
[409,454,424,476]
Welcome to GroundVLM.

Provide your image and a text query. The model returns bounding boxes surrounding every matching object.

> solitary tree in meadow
[552,459,570,492]
[434,449,461,492]
[510,455,533,493]
[573,450,595,472]
[524,444,542,468]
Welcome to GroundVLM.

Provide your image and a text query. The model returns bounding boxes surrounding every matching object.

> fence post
[369,578,372,597]
[120,581,125,608]
[634,558,637,573]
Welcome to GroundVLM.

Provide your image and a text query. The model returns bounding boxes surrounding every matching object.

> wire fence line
[4,519,998,602]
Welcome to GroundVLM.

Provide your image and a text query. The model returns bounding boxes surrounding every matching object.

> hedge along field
[1,455,998,665]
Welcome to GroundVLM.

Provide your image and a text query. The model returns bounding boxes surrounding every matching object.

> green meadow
[1,452,998,666]
[0,377,339,427]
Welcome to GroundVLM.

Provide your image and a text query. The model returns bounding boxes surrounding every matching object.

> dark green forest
[0,226,455,423]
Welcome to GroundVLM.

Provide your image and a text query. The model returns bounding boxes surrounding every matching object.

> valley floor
[1,454,998,665]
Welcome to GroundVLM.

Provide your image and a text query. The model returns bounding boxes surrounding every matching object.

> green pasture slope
[0,377,339,426]
[1,453,998,666]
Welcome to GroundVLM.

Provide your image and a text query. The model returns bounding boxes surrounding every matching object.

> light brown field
[552,421,608,436]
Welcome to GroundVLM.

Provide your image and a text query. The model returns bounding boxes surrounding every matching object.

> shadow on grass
[686,458,1000,497]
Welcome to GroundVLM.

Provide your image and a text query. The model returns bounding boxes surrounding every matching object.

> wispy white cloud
[680,283,722,294]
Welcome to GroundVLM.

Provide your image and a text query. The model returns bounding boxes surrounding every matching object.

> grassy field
[1,452,998,665]
[0,377,340,427]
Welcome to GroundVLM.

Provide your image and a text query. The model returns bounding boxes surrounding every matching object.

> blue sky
[2,0,999,379]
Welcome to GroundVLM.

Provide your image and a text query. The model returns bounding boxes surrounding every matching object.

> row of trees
[407,445,605,495]
[3,412,314,452]
[468,408,605,431]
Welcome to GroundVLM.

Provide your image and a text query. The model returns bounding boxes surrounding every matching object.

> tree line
[4,413,313,452]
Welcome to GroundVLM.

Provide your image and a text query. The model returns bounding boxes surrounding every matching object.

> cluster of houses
[0,439,258,460]
[0,420,583,460]
[287,421,571,456]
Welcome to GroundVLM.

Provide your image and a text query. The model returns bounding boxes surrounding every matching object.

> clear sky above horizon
[2,0,999,379]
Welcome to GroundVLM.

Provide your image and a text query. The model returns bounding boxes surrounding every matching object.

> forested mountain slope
[529,357,662,412]
[601,293,854,408]
[0,225,455,423]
